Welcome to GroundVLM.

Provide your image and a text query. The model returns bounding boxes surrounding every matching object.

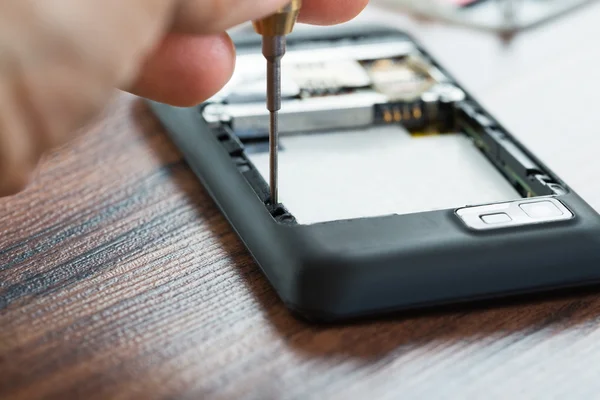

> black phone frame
[147,24,600,322]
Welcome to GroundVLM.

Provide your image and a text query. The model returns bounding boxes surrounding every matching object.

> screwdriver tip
[269,110,279,205]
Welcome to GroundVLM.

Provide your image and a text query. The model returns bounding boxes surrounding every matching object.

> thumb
[171,0,290,34]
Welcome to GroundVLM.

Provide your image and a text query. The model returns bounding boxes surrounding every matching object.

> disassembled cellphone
[148,23,600,322]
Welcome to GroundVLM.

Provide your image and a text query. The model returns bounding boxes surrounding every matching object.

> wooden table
[3,4,600,399]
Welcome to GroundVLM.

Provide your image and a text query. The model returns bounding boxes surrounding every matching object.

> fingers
[172,0,289,34]
[129,0,369,105]
[298,0,369,25]
[128,33,235,107]
[0,0,370,197]
[0,80,36,196]
[171,0,369,34]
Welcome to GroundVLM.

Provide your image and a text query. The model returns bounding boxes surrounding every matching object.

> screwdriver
[253,0,302,205]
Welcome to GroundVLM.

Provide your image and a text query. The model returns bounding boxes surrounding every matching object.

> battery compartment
[199,32,568,225]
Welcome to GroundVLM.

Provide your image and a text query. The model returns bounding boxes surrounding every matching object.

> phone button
[480,213,512,224]
[456,198,573,231]
[520,201,563,219]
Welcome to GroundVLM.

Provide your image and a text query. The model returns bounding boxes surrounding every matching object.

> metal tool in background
[253,1,302,205]
[374,0,598,36]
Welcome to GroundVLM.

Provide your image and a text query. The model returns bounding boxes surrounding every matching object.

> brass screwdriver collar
[253,0,302,36]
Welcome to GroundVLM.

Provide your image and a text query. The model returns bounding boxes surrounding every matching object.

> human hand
[0,0,368,196]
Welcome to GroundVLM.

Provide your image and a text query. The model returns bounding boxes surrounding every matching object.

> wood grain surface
[4,6,600,395]
[1,93,600,400]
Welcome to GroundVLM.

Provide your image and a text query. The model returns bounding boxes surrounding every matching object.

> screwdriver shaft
[253,0,300,206]
[263,36,285,205]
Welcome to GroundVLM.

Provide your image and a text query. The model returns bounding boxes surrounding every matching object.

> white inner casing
[248,125,521,225]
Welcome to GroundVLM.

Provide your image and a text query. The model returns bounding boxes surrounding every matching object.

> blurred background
[373,0,596,34]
